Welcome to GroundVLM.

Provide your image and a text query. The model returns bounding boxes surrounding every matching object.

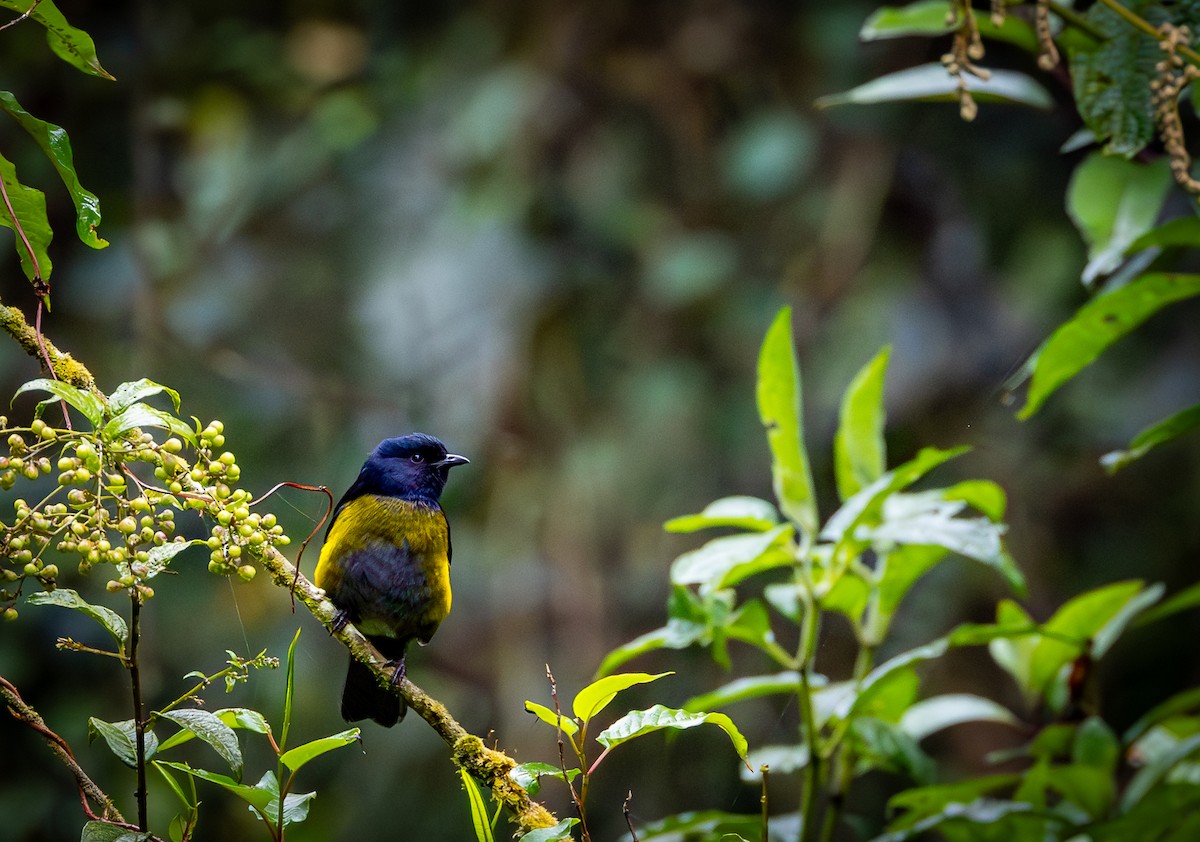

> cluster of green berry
[0,416,290,622]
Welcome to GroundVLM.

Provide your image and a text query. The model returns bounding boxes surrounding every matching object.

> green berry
[237,565,256,582]
[3,607,17,622]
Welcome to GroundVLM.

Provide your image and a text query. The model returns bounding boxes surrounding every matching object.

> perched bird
[314,433,468,727]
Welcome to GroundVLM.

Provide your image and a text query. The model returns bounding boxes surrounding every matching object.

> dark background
[1,2,1198,840]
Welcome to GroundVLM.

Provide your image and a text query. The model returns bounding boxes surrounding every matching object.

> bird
[313,433,468,727]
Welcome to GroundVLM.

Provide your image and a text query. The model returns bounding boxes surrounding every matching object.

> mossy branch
[0,301,97,394]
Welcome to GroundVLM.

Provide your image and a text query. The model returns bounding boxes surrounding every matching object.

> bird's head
[359,433,469,502]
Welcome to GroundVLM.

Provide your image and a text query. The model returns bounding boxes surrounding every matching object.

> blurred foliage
[0,1,1198,841]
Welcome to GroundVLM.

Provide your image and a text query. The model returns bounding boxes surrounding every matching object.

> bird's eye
[410,453,424,464]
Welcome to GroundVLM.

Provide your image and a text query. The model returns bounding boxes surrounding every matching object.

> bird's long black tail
[341,638,407,727]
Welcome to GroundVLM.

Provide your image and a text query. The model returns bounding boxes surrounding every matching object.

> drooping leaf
[154,761,275,813]
[834,346,889,501]
[0,149,51,283]
[460,768,496,842]
[900,694,1020,741]
[816,64,1053,111]
[0,0,114,79]
[1019,273,1200,419]
[756,307,818,537]
[108,378,181,413]
[26,588,127,646]
[156,707,271,753]
[596,704,749,762]
[278,728,360,772]
[572,671,672,723]
[0,90,105,249]
[12,378,104,426]
[1067,153,1172,286]
[1101,403,1200,473]
[156,709,243,779]
[89,718,157,769]
[665,496,781,533]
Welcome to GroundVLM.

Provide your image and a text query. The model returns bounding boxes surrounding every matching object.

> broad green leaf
[596,704,748,761]
[281,628,301,750]
[1135,580,1200,629]
[517,818,579,842]
[1091,784,1200,841]
[851,665,921,725]
[26,588,127,646]
[153,762,195,809]
[0,0,114,79]
[0,90,105,249]
[595,621,705,677]
[0,144,51,283]
[156,709,242,779]
[886,775,1022,833]
[141,540,201,579]
[572,671,672,723]
[756,307,817,537]
[155,761,274,813]
[249,769,314,828]
[523,701,579,737]
[1019,273,1200,419]
[1121,733,1200,811]
[816,64,1053,111]
[1128,215,1200,252]
[1074,716,1120,774]
[821,571,870,622]
[665,496,780,533]
[859,0,1039,50]
[156,707,268,752]
[460,768,495,842]
[102,402,197,445]
[1092,582,1163,657]
[1066,0,1165,157]
[1124,687,1200,746]
[1102,403,1200,473]
[626,811,787,841]
[1067,154,1172,285]
[80,822,152,842]
[900,694,1020,741]
[509,762,579,799]
[876,544,949,619]
[740,744,809,780]
[851,717,935,784]
[684,672,804,712]
[875,798,1058,842]
[108,378,181,413]
[669,525,792,592]
[941,480,1007,521]
[88,718,157,768]
[834,346,889,501]
[988,600,1040,702]
[12,378,104,426]
[278,728,360,772]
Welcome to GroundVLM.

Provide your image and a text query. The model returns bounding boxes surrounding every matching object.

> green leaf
[1091,784,1200,841]
[155,761,275,813]
[278,728,360,772]
[26,588,127,647]
[0,0,114,79]
[156,707,271,753]
[595,621,705,677]
[156,709,243,778]
[859,0,1039,50]
[460,768,496,842]
[1135,580,1200,629]
[669,525,793,593]
[572,671,673,723]
[140,541,200,580]
[627,811,783,841]
[1102,403,1200,473]
[821,571,871,623]
[816,64,1053,111]
[1067,154,1172,286]
[876,544,950,619]
[79,822,152,842]
[1124,687,1200,746]
[509,762,579,799]
[0,90,105,249]
[1121,733,1200,811]
[1019,273,1200,419]
[12,378,104,427]
[942,480,1007,521]
[1066,1,1166,157]
[108,378,181,414]
[596,704,749,761]
[875,798,1058,842]
[988,601,1041,703]
[899,694,1020,741]
[665,496,781,533]
[523,701,579,737]
[1128,215,1200,252]
[741,744,809,780]
[684,672,804,712]
[102,402,197,445]
[886,775,1022,833]
[1074,716,1120,774]
[851,717,935,784]
[88,718,157,768]
[249,769,315,828]
[757,307,818,537]
[281,627,301,751]
[834,346,890,501]
[0,143,51,283]
[517,818,579,842]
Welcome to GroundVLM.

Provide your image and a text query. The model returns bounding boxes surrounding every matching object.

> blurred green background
[1,1,1198,840]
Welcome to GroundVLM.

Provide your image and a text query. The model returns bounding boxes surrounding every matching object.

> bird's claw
[386,658,407,687]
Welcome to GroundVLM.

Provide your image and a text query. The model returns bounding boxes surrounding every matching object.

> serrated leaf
[1067,153,1172,285]
[1019,273,1200,419]
[517,818,580,842]
[816,64,1053,111]
[669,525,792,592]
[900,694,1020,741]
[79,822,152,842]
[0,90,105,249]
[572,671,672,723]
[757,307,818,537]
[88,718,157,768]
[108,378,181,413]
[12,378,104,426]
[684,672,804,712]
[834,346,890,501]
[596,704,748,761]
[156,709,243,778]
[0,144,51,283]
[0,0,114,79]
[26,588,127,646]
[279,729,360,772]
[665,496,780,533]
[1102,402,1200,473]
[523,701,579,737]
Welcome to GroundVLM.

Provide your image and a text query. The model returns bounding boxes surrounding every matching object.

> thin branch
[0,0,42,34]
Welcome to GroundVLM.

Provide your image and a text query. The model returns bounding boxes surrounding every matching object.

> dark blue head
[353,433,469,502]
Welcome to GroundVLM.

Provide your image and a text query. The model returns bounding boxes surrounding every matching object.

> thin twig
[0,0,43,34]
[623,791,639,842]
[129,594,149,831]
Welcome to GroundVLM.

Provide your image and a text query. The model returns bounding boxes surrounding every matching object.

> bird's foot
[330,609,351,634]
[385,657,407,687]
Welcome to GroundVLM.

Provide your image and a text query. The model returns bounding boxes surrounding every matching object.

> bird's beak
[437,453,470,468]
